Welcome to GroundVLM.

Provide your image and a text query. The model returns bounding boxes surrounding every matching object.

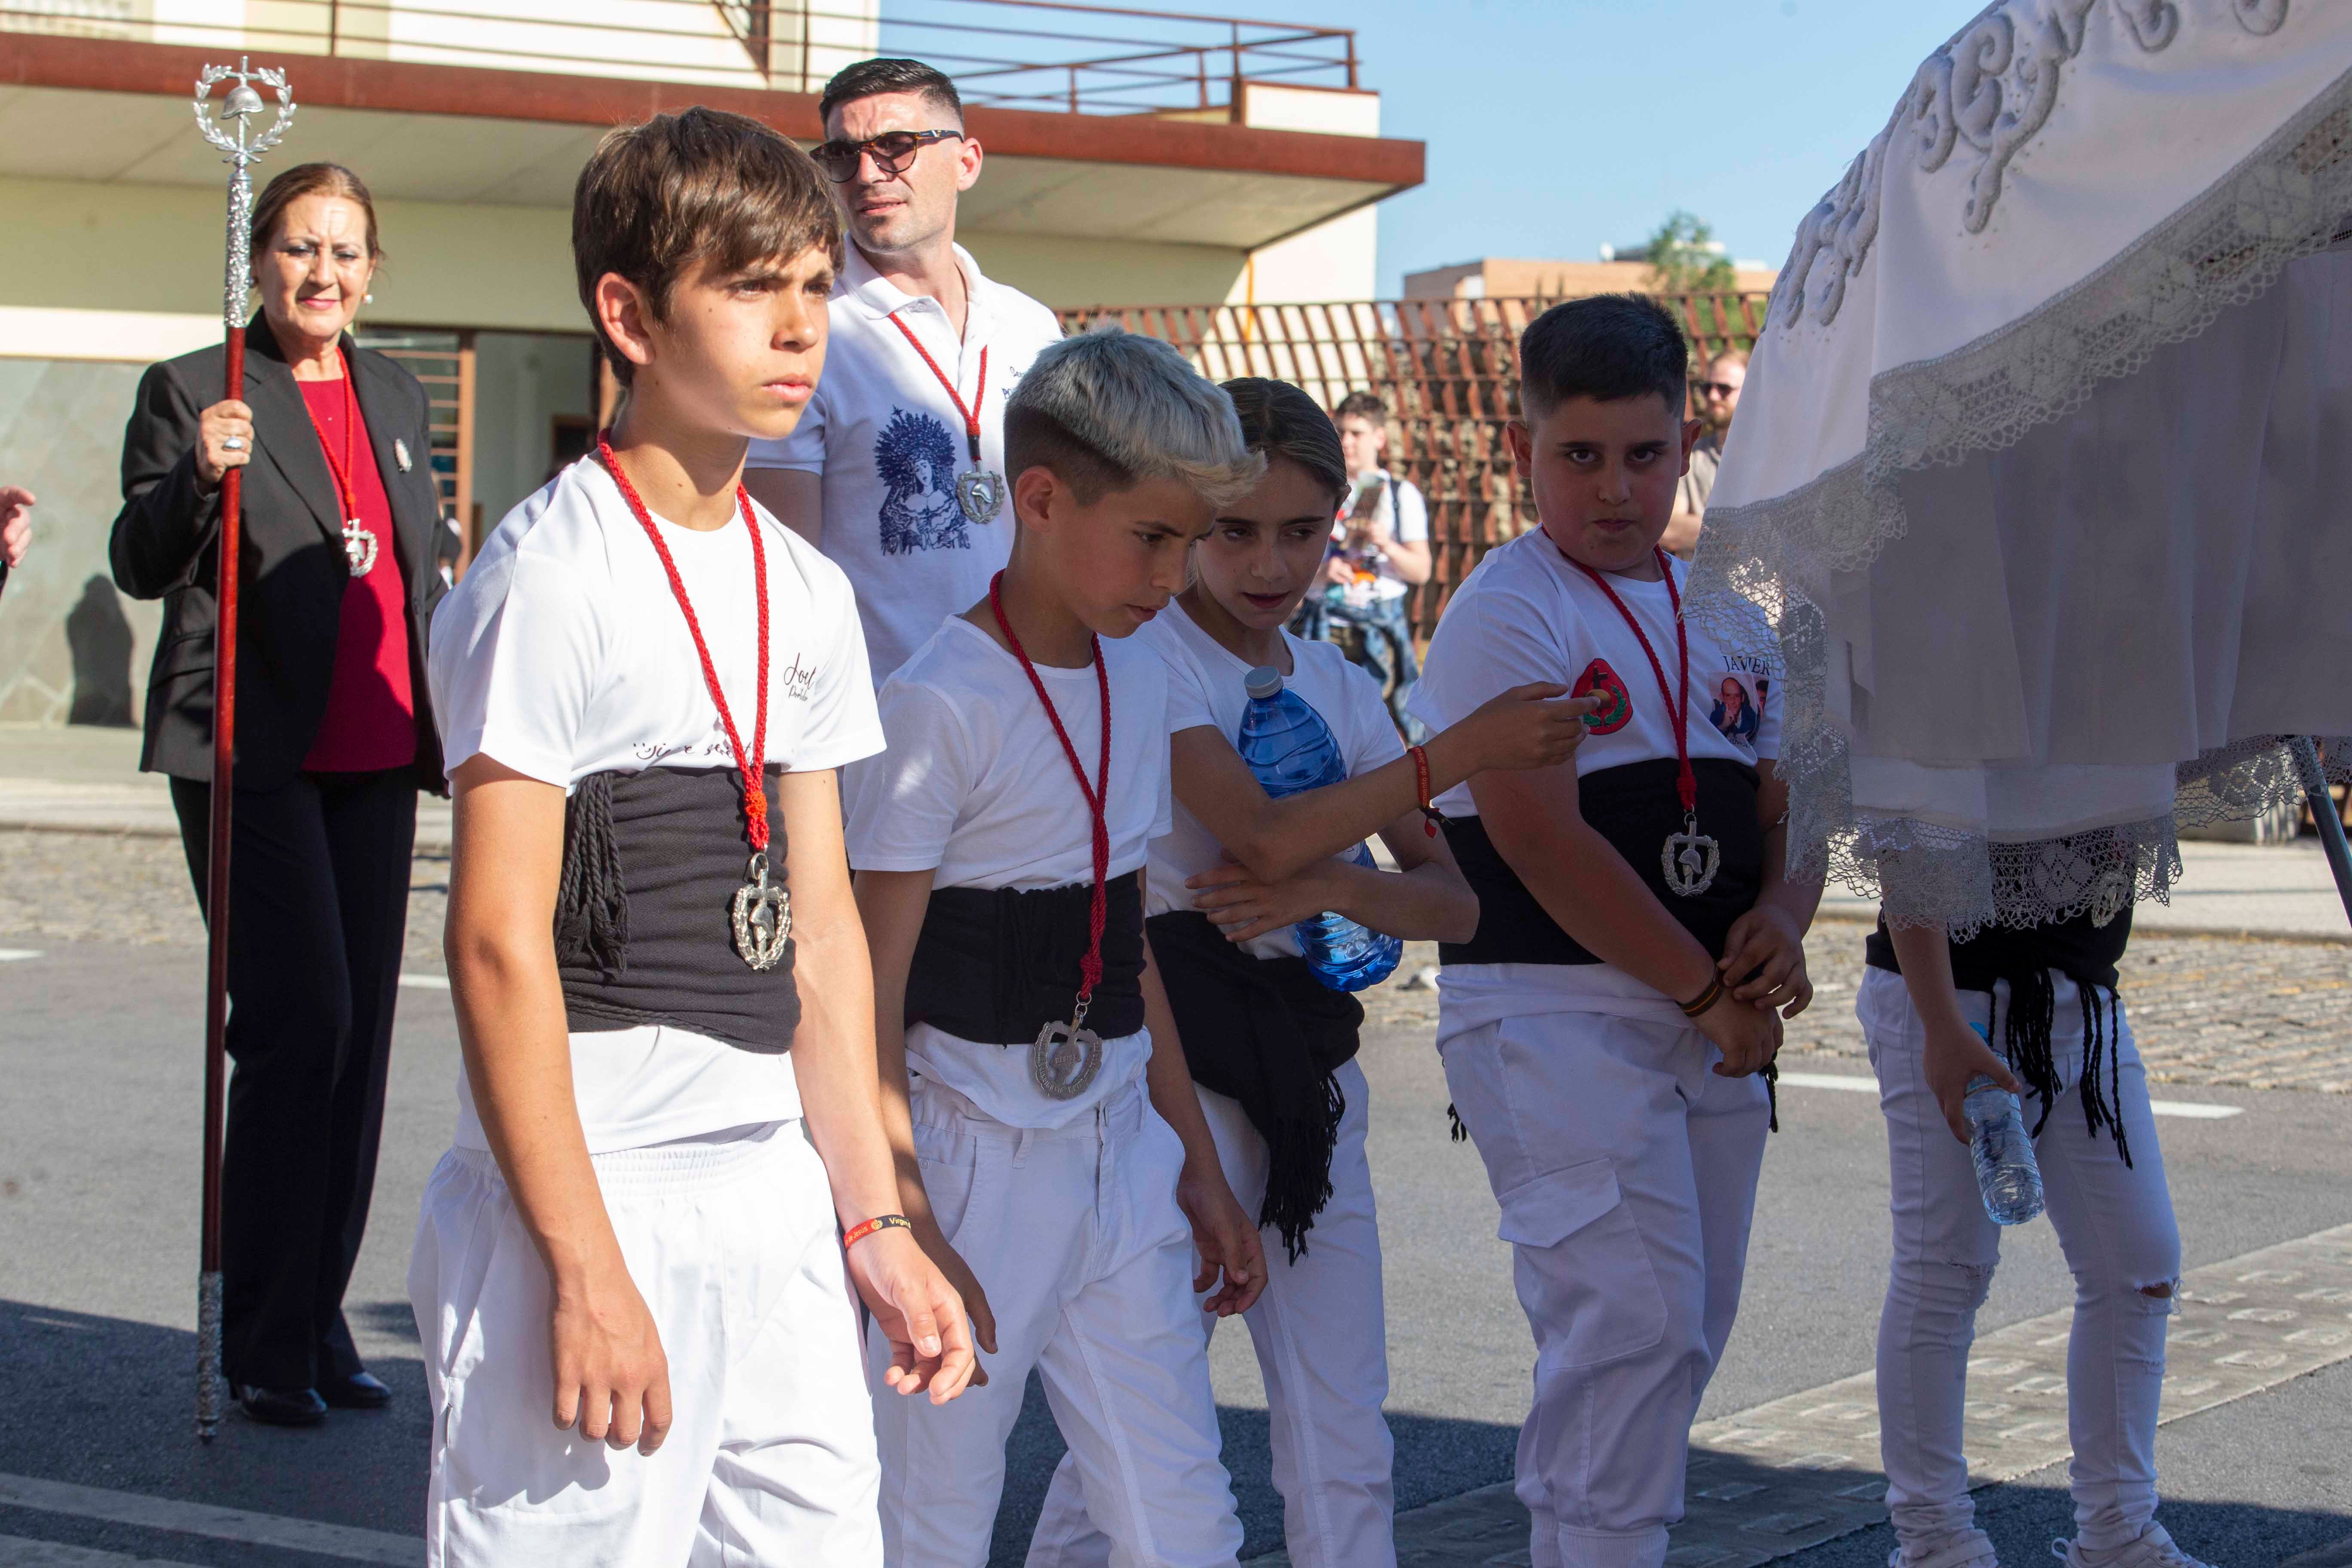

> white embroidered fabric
[1689,0,2352,935]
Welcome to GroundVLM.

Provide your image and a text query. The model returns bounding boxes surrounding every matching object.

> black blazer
[111,316,447,791]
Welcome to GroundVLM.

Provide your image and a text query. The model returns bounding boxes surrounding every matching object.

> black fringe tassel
[554,771,630,979]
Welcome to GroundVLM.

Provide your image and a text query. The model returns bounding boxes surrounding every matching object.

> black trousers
[171,768,417,1390]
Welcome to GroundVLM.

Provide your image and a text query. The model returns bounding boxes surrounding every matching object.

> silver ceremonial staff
[190,56,294,1443]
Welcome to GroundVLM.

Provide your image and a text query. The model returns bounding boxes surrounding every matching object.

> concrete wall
[469,331,598,531]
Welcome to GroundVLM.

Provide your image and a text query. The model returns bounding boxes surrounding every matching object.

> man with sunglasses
[744,57,1064,685]
[1662,346,1745,560]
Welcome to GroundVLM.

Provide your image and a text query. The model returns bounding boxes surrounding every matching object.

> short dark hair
[252,162,381,264]
[1227,378,1348,505]
[1517,294,1689,421]
[572,107,842,386]
[819,58,964,129]
[1331,391,1387,423]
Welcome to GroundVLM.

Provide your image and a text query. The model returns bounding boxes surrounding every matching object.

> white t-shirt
[429,456,885,1152]
[746,243,1065,685]
[1335,470,1430,604]
[1138,600,1405,959]
[844,616,1175,1128]
[1407,530,1780,1038]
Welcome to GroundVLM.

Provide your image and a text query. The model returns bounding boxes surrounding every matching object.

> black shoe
[235,1384,328,1427]
[319,1371,392,1411]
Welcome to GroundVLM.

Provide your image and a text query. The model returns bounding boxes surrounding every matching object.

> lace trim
[1686,58,2352,933]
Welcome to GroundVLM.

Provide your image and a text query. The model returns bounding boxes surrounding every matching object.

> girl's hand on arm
[780,775,978,1403]
[1186,858,1341,944]
[447,757,673,1455]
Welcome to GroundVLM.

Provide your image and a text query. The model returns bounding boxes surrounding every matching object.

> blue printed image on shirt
[876,407,968,555]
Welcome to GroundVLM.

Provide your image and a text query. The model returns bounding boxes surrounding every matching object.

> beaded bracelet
[843,1214,914,1250]
[1406,744,1445,837]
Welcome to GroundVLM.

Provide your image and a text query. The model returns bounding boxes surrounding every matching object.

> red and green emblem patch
[1572,657,1632,733]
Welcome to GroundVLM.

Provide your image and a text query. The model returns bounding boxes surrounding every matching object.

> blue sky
[1325,0,1979,295]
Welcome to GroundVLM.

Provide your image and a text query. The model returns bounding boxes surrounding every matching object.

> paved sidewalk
[0,723,452,850]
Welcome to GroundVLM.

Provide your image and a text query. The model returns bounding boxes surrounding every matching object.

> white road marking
[0,1475,419,1565]
[397,973,449,990]
[0,949,41,962]
[0,1532,204,1565]
[1775,1069,2242,1118]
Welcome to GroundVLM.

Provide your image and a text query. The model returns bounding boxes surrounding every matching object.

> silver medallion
[956,468,1005,525]
[1030,1008,1104,1101]
[1662,814,1720,897]
[341,518,378,577]
[730,851,793,971]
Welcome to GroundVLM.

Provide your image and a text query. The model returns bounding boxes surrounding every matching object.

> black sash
[1147,910,1362,1261]
[906,871,1146,1044]
[553,766,798,1054]
[1442,756,1764,967]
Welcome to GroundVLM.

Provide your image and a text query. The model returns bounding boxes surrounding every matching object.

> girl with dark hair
[111,160,444,1427]
[1029,377,1593,1568]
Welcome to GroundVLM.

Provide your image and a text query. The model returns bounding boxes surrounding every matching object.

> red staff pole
[190,57,293,1443]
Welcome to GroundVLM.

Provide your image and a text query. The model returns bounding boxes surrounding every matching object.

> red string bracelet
[1407,743,1444,837]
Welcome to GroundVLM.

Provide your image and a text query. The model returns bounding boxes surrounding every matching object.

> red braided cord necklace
[986,570,1110,1006]
[1567,545,1697,816]
[597,433,772,853]
[889,313,988,464]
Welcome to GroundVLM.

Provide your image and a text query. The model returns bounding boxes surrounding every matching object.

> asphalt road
[1,934,2348,1566]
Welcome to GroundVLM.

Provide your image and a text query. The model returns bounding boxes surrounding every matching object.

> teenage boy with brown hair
[412,107,975,1565]
[1409,295,1820,1568]
[845,327,1265,1566]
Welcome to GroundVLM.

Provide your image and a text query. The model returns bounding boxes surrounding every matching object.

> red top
[299,375,416,773]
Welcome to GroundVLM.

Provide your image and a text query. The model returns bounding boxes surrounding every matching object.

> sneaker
[1893,1535,2000,1568]
[2049,1523,2216,1568]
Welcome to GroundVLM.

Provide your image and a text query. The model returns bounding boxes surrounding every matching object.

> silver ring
[221,436,245,451]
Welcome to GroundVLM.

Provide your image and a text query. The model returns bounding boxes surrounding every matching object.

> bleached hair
[1003,325,1265,509]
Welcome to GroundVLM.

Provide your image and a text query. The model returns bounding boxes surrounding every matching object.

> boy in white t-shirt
[1407,295,1822,1568]
[845,328,1266,1567]
[1026,377,1592,1568]
[412,109,974,1566]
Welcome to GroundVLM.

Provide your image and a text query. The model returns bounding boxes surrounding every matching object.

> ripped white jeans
[1859,968,2181,1562]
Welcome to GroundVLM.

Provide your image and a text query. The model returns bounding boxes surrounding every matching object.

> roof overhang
[0,36,1421,249]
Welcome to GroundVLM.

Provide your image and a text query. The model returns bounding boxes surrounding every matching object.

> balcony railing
[0,0,1360,112]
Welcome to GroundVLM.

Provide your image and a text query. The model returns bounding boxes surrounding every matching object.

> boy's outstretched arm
[1470,763,1780,1077]
[779,772,979,1404]
[1169,682,1592,886]
[445,756,672,1455]
[852,862,999,1375]
[1138,871,1267,1318]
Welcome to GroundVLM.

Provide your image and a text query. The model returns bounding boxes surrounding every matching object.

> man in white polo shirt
[744,57,1064,685]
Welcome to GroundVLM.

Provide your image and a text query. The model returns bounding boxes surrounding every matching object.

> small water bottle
[1234,666,1403,992]
[1963,1021,2045,1226]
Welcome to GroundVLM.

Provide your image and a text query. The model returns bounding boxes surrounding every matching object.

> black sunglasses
[811,129,961,182]
[1695,380,1741,398]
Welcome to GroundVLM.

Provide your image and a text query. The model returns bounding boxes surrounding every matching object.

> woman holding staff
[111,160,446,1429]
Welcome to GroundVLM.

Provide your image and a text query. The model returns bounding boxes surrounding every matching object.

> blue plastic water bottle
[1963,1021,2045,1226]
[1234,666,1403,992]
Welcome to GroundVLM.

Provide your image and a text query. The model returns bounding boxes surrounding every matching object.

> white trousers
[1859,968,2181,1562]
[1027,1058,1396,1568]
[407,1121,882,1568]
[872,1074,1244,1568]
[1442,1011,1770,1568]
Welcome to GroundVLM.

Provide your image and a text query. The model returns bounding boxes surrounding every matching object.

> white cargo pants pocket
[1498,1157,1669,1372]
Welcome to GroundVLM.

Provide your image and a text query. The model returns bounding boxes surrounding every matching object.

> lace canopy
[1690,0,2352,936]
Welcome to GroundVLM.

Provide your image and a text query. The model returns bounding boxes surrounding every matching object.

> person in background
[1306,391,1431,742]
[111,160,445,1429]
[1,486,31,576]
[741,56,1064,686]
[1662,347,1745,560]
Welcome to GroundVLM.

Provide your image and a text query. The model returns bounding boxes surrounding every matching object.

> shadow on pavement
[0,1297,431,1540]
